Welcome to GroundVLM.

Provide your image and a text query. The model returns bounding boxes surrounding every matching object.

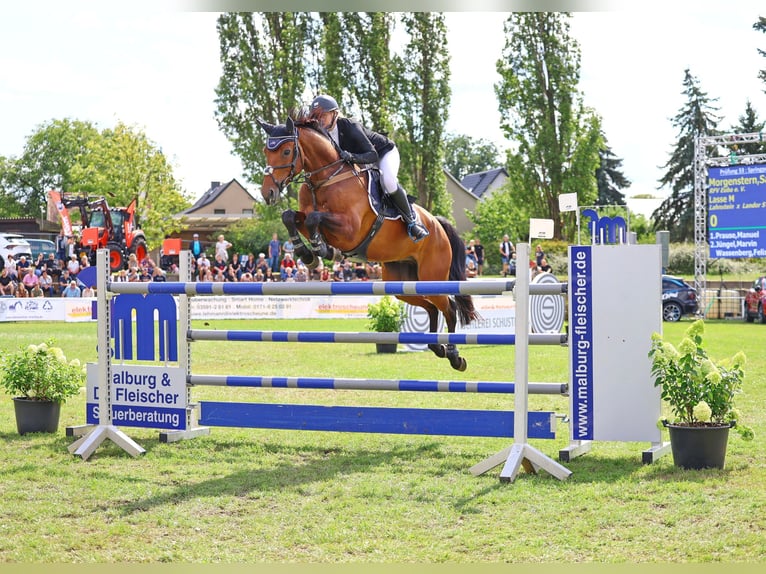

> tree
[214,13,317,182]
[443,134,500,181]
[495,12,602,241]
[755,16,766,91]
[729,100,766,156]
[0,119,101,218]
[595,142,630,206]
[0,119,190,248]
[653,69,721,242]
[391,13,452,216]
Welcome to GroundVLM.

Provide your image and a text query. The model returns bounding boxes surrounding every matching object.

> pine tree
[729,100,766,156]
[653,69,721,242]
[595,142,630,206]
[755,16,766,91]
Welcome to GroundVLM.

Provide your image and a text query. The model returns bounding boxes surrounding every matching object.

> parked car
[26,238,57,261]
[662,274,698,322]
[0,233,33,266]
[743,276,766,324]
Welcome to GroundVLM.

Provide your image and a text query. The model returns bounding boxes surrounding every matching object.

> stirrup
[407,221,429,243]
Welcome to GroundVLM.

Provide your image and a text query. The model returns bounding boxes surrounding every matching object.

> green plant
[648,319,753,439]
[366,295,405,332]
[0,339,85,403]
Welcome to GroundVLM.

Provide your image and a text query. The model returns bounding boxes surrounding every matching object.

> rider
[308,94,429,243]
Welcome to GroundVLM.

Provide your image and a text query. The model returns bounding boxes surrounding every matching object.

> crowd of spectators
[0,250,99,298]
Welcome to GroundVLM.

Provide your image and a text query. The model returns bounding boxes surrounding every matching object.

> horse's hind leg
[443,297,467,371]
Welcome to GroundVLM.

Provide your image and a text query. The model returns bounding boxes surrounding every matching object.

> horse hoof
[433,344,447,358]
[449,356,467,371]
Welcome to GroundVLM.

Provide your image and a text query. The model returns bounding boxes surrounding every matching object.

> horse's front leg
[281,209,315,266]
[305,211,342,264]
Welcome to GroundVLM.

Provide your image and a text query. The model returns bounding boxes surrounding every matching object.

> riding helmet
[310,94,339,114]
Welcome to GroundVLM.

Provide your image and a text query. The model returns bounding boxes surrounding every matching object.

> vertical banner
[569,246,594,440]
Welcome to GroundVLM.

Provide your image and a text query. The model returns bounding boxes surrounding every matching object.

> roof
[180,178,256,215]
[459,167,508,198]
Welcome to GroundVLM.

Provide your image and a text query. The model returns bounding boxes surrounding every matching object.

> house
[459,167,508,200]
[443,170,480,237]
[175,179,257,244]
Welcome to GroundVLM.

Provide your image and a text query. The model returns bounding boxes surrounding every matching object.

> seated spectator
[294,266,308,282]
[354,262,368,281]
[5,254,18,280]
[0,268,15,296]
[253,269,265,282]
[58,269,72,295]
[243,253,257,276]
[17,255,31,272]
[67,254,81,276]
[255,253,269,275]
[81,285,95,297]
[240,271,254,282]
[113,269,129,282]
[16,283,29,298]
[38,269,53,297]
[538,257,552,273]
[198,267,213,282]
[264,268,277,282]
[31,284,45,298]
[61,279,82,297]
[280,253,296,280]
[22,267,40,294]
[212,267,226,282]
[282,266,295,282]
[152,267,167,282]
[319,267,331,282]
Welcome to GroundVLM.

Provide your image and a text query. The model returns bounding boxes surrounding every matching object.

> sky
[1,2,765,219]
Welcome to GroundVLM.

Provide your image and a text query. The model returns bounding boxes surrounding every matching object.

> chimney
[211,181,221,189]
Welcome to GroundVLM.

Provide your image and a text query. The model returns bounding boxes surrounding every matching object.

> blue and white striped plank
[189,374,568,395]
[198,402,557,439]
[188,330,567,346]
[108,279,565,297]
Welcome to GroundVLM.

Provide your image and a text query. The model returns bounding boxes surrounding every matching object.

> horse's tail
[436,216,479,326]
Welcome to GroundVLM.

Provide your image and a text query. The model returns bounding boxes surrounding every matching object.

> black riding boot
[388,185,429,243]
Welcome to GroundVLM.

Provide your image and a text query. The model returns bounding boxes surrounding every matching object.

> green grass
[1,318,765,563]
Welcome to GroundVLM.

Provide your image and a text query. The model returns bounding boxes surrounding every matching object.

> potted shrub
[366,295,405,353]
[0,339,85,435]
[648,319,753,469]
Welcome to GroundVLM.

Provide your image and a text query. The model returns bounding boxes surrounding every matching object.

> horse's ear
[257,119,276,135]
[286,116,295,132]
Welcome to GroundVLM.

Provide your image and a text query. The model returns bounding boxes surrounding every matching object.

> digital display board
[708,164,766,258]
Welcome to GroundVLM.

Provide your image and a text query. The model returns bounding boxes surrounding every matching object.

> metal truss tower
[693,132,766,316]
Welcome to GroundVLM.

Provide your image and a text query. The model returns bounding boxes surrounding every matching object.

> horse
[258,110,478,371]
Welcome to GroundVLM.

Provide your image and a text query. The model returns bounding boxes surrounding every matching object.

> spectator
[38,269,54,297]
[81,285,95,297]
[31,283,45,298]
[295,265,308,282]
[228,253,242,280]
[67,254,81,276]
[113,269,129,282]
[212,267,226,282]
[282,237,295,259]
[254,268,265,282]
[283,266,295,282]
[473,239,485,276]
[466,240,478,273]
[240,271,254,282]
[538,257,552,274]
[16,283,29,298]
[197,253,211,273]
[21,267,40,295]
[499,234,515,278]
[152,267,167,282]
[62,279,82,297]
[215,234,232,262]
[189,233,204,259]
[198,267,213,282]
[242,253,256,277]
[268,232,281,272]
[264,268,276,282]
[17,255,31,272]
[319,266,331,282]
[34,253,45,272]
[535,244,546,268]
[0,268,15,295]
[353,262,368,281]
[212,253,227,277]
[280,252,296,280]
[57,269,72,295]
[66,236,77,259]
[5,254,17,280]
[255,253,269,276]
[56,231,68,262]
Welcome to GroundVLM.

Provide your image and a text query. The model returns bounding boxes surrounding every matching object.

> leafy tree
[391,12,452,216]
[0,119,190,248]
[443,134,500,181]
[225,201,286,256]
[495,12,602,241]
[729,100,766,156]
[1,119,101,218]
[653,69,721,242]
[755,16,766,91]
[70,122,191,247]
[214,13,317,183]
[595,142,630,206]
[466,181,529,269]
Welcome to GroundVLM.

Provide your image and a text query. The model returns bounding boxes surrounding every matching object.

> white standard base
[470,443,572,482]
[68,425,145,460]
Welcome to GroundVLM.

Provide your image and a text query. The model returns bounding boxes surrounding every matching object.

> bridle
[263,124,358,198]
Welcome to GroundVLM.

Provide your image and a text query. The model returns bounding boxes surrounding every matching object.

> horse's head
[258,117,300,205]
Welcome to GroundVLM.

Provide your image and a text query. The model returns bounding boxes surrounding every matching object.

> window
[213,209,226,214]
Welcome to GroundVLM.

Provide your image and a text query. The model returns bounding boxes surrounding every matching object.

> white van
[0,233,32,265]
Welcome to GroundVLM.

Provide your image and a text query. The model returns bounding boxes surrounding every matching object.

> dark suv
[662,275,698,322]
[744,276,766,324]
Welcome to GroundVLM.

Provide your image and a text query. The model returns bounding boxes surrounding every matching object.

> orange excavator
[48,190,148,272]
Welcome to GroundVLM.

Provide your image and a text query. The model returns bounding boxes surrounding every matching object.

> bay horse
[258,110,478,370]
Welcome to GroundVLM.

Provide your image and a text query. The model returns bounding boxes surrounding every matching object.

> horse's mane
[289,106,322,130]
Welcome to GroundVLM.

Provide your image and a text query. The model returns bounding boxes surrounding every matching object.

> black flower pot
[375,343,398,354]
[12,397,62,435]
[664,421,731,470]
